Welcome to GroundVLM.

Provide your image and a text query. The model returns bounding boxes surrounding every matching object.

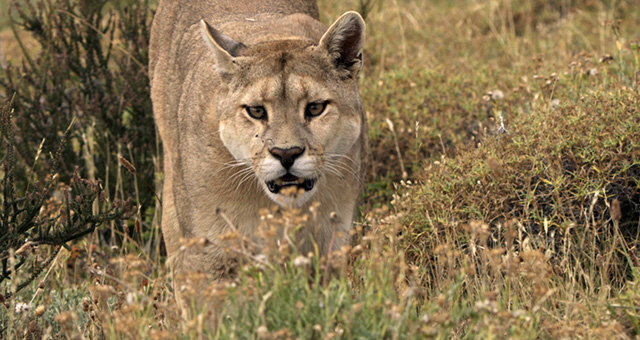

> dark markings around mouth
[266,173,316,194]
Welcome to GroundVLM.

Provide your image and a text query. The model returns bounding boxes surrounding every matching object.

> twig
[56,9,146,70]
[385,118,407,180]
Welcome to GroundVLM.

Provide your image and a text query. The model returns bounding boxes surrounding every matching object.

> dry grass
[2,0,640,339]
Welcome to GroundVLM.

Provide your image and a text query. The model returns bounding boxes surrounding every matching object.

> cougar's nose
[269,146,305,169]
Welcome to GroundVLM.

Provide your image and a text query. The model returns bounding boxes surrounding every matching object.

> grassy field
[1,0,640,338]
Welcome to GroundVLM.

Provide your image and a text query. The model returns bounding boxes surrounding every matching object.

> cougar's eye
[245,106,267,120]
[305,101,328,119]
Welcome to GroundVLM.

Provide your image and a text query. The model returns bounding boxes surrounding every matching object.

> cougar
[149,0,368,279]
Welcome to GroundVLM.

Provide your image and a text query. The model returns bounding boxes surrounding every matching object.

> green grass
[2,0,640,339]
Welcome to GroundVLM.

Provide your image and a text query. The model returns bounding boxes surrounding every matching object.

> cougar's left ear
[319,11,365,79]
[200,20,246,74]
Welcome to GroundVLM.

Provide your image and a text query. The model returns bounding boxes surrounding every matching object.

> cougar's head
[200,12,365,207]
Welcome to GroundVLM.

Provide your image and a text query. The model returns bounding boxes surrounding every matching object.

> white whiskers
[323,153,362,187]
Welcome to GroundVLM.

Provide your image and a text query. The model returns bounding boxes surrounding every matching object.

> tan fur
[150,0,368,279]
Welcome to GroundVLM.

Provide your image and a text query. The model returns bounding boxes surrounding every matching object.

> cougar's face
[201,11,365,207]
[216,44,362,207]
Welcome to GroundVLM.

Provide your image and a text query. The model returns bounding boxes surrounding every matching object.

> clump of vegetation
[1,0,639,338]
[396,84,640,336]
[0,0,157,245]
[0,100,135,335]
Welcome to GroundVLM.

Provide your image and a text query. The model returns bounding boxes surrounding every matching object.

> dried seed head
[293,255,311,267]
[82,298,92,312]
[54,311,74,327]
[487,157,503,178]
[491,89,504,101]
[257,325,269,339]
[611,199,621,223]
[352,303,363,313]
[197,237,209,247]
[15,302,30,314]
[119,156,137,174]
[280,185,299,197]
[599,54,613,63]
[35,305,46,317]
[329,211,338,222]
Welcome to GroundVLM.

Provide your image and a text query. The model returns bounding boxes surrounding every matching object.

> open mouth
[266,173,316,194]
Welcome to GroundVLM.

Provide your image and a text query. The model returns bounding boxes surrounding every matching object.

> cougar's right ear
[200,20,246,73]
[319,11,365,79]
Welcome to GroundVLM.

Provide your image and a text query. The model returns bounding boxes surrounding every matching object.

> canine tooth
[276,179,283,186]
[297,178,305,184]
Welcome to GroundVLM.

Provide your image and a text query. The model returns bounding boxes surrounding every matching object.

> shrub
[0,100,134,335]
[0,0,156,241]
